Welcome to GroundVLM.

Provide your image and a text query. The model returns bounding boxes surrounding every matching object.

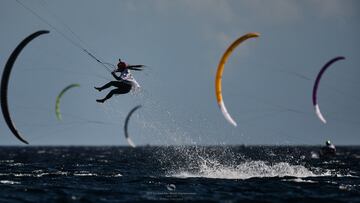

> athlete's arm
[111,71,122,80]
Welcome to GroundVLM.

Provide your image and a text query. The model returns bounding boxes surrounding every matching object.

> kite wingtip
[315,104,327,124]
[127,137,136,148]
[248,32,260,38]
[21,139,29,145]
[229,120,237,127]
[219,101,238,127]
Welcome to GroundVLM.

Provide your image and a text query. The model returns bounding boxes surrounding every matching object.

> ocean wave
[13,173,49,177]
[73,172,98,177]
[0,180,20,185]
[0,160,14,163]
[282,178,318,183]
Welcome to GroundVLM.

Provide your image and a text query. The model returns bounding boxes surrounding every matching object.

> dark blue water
[0,146,359,202]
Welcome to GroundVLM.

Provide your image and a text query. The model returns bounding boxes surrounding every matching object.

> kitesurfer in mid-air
[95,59,142,103]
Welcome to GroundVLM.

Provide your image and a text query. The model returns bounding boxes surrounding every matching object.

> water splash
[162,146,318,179]
[171,159,316,179]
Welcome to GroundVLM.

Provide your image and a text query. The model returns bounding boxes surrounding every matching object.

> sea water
[0,146,359,202]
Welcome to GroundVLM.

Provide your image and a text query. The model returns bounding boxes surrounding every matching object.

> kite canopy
[215,32,260,127]
[124,105,142,148]
[1,30,50,144]
[312,56,345,124]
[55,84,80,121]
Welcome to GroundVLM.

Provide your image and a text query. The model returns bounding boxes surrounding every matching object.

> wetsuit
[95,69,140,103]
[320,144,336,157]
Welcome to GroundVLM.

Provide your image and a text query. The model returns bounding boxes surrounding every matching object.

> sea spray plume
[151,145,243,175]
[125,98,195,146]
[153,146,319,179]
[172,160,316,179]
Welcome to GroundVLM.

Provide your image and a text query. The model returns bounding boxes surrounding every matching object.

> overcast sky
[0,0,359,146]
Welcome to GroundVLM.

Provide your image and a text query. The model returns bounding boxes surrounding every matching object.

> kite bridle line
[16,0,113,73]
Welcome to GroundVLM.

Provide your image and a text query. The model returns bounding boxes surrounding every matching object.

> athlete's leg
[95,81,122,91]
[96,89,125,103]
[96,83,132,103]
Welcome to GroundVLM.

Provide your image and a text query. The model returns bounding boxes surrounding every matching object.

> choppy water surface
[0,146,359,202]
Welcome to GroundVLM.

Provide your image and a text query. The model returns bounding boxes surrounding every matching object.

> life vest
[119,69,140,90]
